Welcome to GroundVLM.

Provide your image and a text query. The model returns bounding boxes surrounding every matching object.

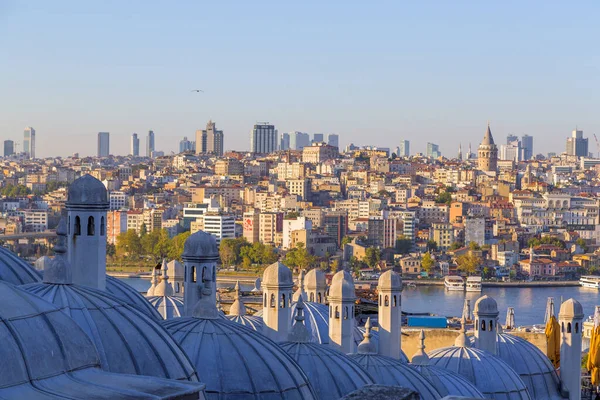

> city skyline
[1,2,598,157]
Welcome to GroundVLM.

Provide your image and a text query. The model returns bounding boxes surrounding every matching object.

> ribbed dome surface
[496,333,561,399]
[105,275,163,321]
[164,316,317,400]
[427,346,531,400]
[349,353,441,400]
[0,281,204,399]
[291,301,330,344]
[226,314,265,331]
[148,295,184,319]
[280,342,374,400]
[0,246,42,285]
[22,283,198,382]
[411,364,485,398]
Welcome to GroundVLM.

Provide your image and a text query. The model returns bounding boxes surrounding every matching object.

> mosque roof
[66,174,109,208]
[105,275,163,320]
[411,365,485,399]
[378,269,402,290]
[0,246,42,285]
[164,316,317,400]
[182,230,219,261]
[473,295,499,316]
[225,314,265,330]
[329,270,355,300]
[148,295,185,319]
[23,282,198,382]
[304,268,326,290]
[263,261,293,287]
[0,280,203,399]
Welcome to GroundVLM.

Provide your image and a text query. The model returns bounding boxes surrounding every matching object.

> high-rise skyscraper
[327,134,339,148]
[195,129,206,154]
[426,142,440,158]
[313,133,324,143]
[500,140,522,162]
[23,126,35,159]
[3,140,14,157]
[280,133,290,150]
[97,132,110,157]
[506,134,518,144]
[398,140,409,157]
[289,132,310,150]
[205,120,224,156]
[566,129,588,157]
[131,133,140,156]
[180,137,194,153]
[146,130,155,157]
[250,123,277,154]
[521,134,533,160]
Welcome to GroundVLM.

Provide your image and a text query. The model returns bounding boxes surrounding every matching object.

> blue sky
[0,1,598,157]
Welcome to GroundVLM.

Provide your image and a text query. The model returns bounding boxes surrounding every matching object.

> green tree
[169,231,191,261]
[106,243,116,259]
[284,242,315,269]
[285,211,300,219]
[426,240,438,252]
[341,236,353,247]
[139,223,148,237]
[142,229,160,257]
[449,241,463,251]
[219,238,238,267]
[395,236,412,254]
[421,252,434,274]
[363,247,381,268]
[330,258,340,273]
[468,241,481,251]
[153,229,172,261]
[435,191,452,205]
[576,238,588,252]
[456,253,482,275]
[116,229,142,259]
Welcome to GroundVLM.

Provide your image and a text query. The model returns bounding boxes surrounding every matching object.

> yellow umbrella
[589,326,600,386]
[545,315,560,369]
[587,324,596,373]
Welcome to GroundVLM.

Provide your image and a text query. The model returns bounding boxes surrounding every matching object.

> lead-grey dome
[182,230,219,260]
[411,364,485,399]
[105,275,163,320]
[148,295,185,319]
[427,346,531,399]
[0,246,42,285]
[22,282,198,382]
[0,280,204,399]
[164,316,317,400]
[66,174,109,207]
[280,342,374,399]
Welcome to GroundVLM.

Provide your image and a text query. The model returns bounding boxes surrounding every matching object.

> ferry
[580,276,600,289]
[444,276,465,291]
[466,276,482,292]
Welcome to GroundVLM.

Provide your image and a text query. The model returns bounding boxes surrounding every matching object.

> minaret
[477,123,498,172]
[458,143,463,161]
[559,298,584,400]
[467,143,472,159]
[473,295,499,355]
[377,270,402,359]
[356,317,377,354]
[262,261,293,342]
[181,230,220,317]
[304,268,327,303]
[411,330,429,365]
[66,174,109,289]
[229,281,246,316]
[328,270,356,354]
[292,270,307,302]
[146,265,160,296]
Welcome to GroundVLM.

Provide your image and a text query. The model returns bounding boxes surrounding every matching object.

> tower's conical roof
[481,123,495,146]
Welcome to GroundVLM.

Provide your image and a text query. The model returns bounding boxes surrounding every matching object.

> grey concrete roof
[411,364,485,399]
[148,295,185,319]
[0,246,42,285]
[349,353,442,400]
[427,346,531,400]
[105,275,163,320]
[22,282,198,382]
[280,341,374,400]
[0,280,204,399]
[164,316,317,400]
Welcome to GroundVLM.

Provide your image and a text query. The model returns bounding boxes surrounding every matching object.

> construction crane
[594,134,600,158]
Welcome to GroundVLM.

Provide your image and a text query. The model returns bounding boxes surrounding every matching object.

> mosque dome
[378,269,402,289]
[263,261,293,287]
[559,298,584,319]
[105,275,163,320]
[66,174,108,207]
[495,333,561,399]
[182,230,219,261]
[473,295,499,315]
[0,280,203,399]
[23,282,198,382]
[304,268,326,290]
[279,297,374,400]
[0,246,42,285]
[349,320,440,400]
[148,295,185,319]
[427,346,530,399]
[411,365,485,399]
[225,280,265,331]
[329,270,355,300]
[164,316,317,400]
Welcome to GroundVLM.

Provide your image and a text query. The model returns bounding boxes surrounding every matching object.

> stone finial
[288,296,310,342]
[411,330,430,365]
[154,259,174,297]
[454,317,470,348]
[192,280,220,319]
[357,318,377,354]
[147,263,160,296]
[292,270,307,302]
[229,280,246,316]
[44,218,72,284]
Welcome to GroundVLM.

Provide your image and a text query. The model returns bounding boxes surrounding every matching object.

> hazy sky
[1,1,598,157]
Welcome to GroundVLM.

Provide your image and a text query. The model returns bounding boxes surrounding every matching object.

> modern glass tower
[23,126,35,159]
[97,132,110,157]
[146,130,155,157]
[131,133,140,156]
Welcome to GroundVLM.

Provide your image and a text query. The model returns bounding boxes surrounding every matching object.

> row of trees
[0,182,69,197]
[420,250,483,275]
[219,237,279,268]
[113,227,191,262]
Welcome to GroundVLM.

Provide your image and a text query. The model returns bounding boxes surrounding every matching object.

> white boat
[580,275,600,289]
[466,276,482,292]
[444,276,465,291]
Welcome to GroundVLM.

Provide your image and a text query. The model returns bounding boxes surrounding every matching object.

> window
[100,217,105,236]
[335,306,339,319]
[264,293,267,307]
[567,323,572,333]
[384,295,389,306]
[191,266,196,283]
[87,216,95,236]
[310,293,314,302]
[68,216,71,235]
[379,295,382,305]
[481,320,486,331]
[329,306,332,318]
[576,322,579,334]
[489,320,494,331]
[270,294,275,308]
[393,296,397,307]
[318,293,322,303]
[280,294,286,308]
[344,306,349,319]
[74,216,81,236]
